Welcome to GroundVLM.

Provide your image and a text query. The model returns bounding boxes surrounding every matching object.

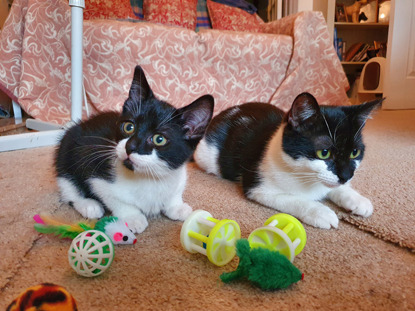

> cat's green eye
[152,134,167,146]
[316,149,331,160]
[122,122,135,135]
[350,149,361,159]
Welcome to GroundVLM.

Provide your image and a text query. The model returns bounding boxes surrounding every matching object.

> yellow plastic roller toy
[180,210,241,266]
[248,213,306,262]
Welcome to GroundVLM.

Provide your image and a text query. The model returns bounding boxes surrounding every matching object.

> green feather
[78,223,93,231]
[94,216,119,232]
[34,223,81,239]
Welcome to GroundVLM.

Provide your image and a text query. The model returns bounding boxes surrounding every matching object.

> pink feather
[33,214,45,225]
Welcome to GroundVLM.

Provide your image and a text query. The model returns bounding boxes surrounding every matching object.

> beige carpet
[0,109,414,310]
[335,110,415,250]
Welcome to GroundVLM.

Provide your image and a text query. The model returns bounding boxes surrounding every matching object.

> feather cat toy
[33,214,137,245]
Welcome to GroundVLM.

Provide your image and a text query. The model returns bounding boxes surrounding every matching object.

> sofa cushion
[131,0,144,19]
[196,0,212,31]
[144,0,198,30]
[84,0,138,20]
[0,0,349,125]
[207,0,263,32]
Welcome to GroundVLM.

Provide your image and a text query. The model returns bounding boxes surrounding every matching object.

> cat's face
[282,93,382,188]
[115,66,214,176]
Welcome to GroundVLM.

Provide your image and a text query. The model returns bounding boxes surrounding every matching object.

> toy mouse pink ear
[125,222,129,227]
[113,232,123,242]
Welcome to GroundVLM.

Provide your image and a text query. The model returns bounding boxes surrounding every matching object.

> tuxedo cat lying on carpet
[55,66,214,233]
[195,93,382,229]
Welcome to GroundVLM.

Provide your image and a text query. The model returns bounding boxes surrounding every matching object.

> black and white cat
[194,93,382,229]
[55,66,214,233]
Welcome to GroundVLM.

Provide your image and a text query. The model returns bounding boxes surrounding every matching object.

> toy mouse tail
[220,269,245,284]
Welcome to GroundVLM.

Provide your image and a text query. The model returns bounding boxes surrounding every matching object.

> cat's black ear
[178,95,214,144]
[353,97,384,123]
[128,65,154,103]
[287,92,321,129]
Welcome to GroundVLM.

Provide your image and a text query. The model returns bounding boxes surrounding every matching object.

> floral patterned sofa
[0,0,349,125]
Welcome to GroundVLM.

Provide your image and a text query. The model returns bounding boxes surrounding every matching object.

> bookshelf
[334,21,389,65]
[330,0,390,101]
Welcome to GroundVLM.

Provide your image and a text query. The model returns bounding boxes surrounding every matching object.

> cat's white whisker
[159,111,176,128]
[333,115,347,144]
[77,152,116,175]
[354,120,367,140]
[321,113,334,143]
[68,148,116,172]
[81,136,118,146]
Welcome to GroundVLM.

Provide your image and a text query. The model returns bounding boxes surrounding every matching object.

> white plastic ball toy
[68,230,114,277]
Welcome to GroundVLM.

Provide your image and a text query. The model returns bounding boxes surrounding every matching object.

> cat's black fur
[56,66,213,182]
[204,93,382,195]
[205,102,284,188]
[55,66,214,232]
[55,112,120,207]
[193,93,384,230]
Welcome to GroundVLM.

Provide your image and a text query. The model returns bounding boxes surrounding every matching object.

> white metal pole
[69,0,85,123]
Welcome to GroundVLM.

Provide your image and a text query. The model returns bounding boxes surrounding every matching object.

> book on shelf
[333,28,346,61]
[344,42,365,62]
[343,41,387,63]
[351,43,371,62]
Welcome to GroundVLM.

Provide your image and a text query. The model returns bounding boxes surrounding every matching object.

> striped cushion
[131,0,144,19]
[196,0,212,31]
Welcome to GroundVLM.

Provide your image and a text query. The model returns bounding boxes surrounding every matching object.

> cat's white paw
[126,215,149,234]
[164,203,193,221]
[341,194,373,217]
[328,187,373,217]
[73,199,105,219]
[302,203,339,229]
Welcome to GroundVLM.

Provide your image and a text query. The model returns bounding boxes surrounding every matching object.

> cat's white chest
[256,128,333,201]
[89,162,187,216]
[258,161,332,201]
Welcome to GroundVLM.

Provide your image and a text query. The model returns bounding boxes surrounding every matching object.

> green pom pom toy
[220,239,303,290]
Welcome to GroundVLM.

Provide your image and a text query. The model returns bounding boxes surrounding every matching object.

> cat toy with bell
[68,230,114,277]
[248,213,307,262]
[34,214,136,277]
[180,210,241,266]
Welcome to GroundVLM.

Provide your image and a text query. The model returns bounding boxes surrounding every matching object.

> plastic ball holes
[68,230,114,277]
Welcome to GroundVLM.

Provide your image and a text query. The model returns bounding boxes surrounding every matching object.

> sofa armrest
[259,11,303,36]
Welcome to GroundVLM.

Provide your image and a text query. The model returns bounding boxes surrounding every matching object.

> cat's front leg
[247,189,339,229]
[327,185,373,217]
[57,177,105,219]
[162,194,192,221]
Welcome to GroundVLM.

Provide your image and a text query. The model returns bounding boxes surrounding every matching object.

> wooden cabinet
[0,0,11,30]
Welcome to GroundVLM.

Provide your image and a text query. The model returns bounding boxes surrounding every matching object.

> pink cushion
[144,0,198,30]
[84,0,138,20]
[207,0,264,32]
